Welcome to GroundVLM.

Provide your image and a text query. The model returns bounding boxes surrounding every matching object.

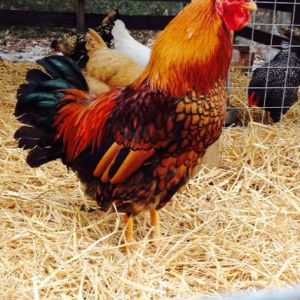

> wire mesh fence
[229,0,300,126]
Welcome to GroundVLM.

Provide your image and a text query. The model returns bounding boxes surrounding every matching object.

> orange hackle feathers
[54,89,119,161]
[135,0,233,98]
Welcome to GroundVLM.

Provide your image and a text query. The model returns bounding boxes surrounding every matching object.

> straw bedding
[0,61,299,299]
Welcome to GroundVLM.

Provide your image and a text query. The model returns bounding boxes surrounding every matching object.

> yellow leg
[124,215,134,242]
[122,215,134,253]
[150,208,161,245]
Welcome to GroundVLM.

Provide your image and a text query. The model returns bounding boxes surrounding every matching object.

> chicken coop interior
[0,0,299,299]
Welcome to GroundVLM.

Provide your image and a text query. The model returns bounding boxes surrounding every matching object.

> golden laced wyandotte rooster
[14,0,256,252]
[51,9,119,68]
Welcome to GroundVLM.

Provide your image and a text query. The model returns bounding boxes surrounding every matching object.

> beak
[243,1,257,11]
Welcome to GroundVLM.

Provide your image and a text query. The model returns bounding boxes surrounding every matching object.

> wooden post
[77,0,85,32]
[201,139,220,169]
[192,139,220,176]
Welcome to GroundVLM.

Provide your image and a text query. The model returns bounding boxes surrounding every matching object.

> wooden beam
[0,3,297,35]
[0,10,77,27]
[76,0,85,32]
[0,10,174,30]
[236,27,290,49]
[257,2,298,13]
[117,0,187,1]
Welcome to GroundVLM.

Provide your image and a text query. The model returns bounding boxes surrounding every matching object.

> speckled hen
[248,49,300,122]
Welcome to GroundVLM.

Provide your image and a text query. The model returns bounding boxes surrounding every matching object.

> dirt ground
[0,25,157,62]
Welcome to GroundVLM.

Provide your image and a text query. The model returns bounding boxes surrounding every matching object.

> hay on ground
[0,61,299,299]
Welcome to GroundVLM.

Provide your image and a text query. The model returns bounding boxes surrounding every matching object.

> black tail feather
[26,69,51,83]
[26,147,61,168]
[14,126,54,149]
[14,55,88,167]
[37,56,88,91]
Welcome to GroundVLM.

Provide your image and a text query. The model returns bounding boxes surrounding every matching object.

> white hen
[112,20,151,67]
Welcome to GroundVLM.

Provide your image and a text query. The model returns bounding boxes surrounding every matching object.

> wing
[54,84,181,186]
[92,85,179,185]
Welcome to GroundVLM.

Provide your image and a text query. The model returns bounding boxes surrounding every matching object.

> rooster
[14,0,256,250]
[248,47,300,122]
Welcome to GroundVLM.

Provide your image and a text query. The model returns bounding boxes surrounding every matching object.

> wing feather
[91,86,179,185]
[110,148,155,184]
[93,142,122,177]
[55,84,180,186]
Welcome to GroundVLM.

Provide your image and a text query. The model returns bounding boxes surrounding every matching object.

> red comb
[248,92,257,106]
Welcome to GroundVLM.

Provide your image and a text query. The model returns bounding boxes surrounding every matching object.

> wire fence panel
[229,0,300,126]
